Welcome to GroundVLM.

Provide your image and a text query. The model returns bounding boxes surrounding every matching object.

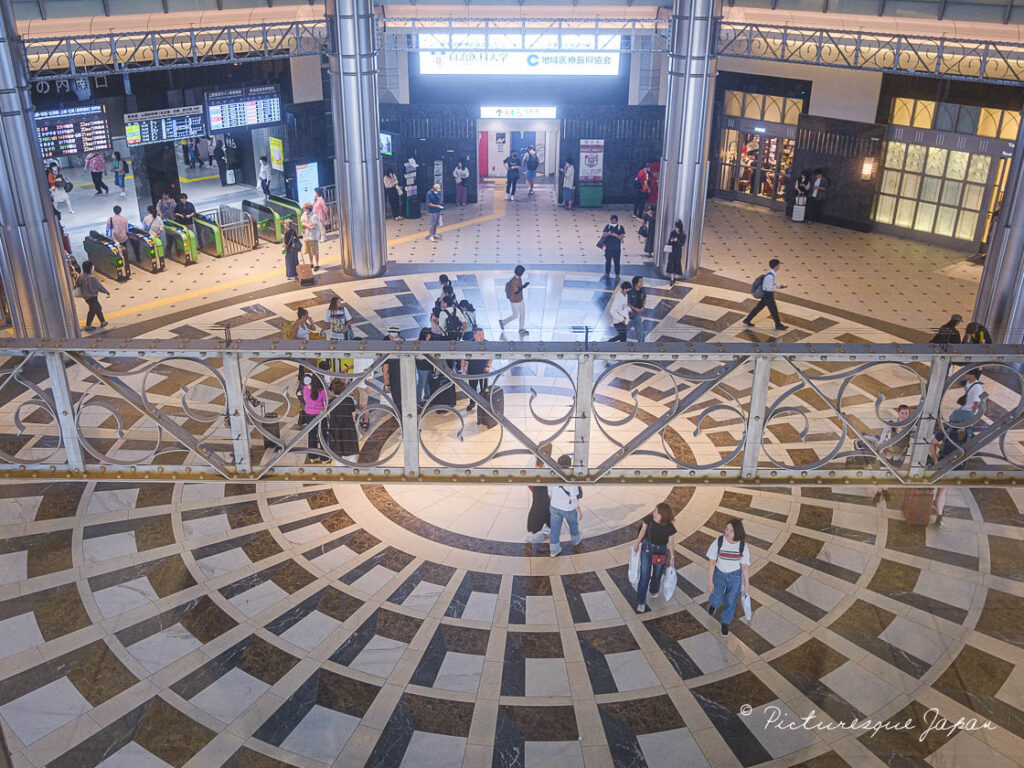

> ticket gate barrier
[126,225,166,273]
[242,199,284,243]
[195,206,258,257]
[163,220,198,265]
[266,195,302,227]
[83,231,130,281]
[193,213,223,258]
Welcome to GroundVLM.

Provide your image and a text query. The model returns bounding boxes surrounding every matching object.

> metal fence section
[717,22,1024,85]
[1,339,1022,485]
[198,206,258,256]
[321,184,340,233]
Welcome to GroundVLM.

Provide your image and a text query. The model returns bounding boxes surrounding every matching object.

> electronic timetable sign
[205,85,282,131]
[125,106,205,146]
[34,104,112,160]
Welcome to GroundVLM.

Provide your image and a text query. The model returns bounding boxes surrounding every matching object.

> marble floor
[2,181,1020,767]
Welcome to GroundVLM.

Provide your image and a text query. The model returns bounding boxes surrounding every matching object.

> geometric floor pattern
[3,186,1017,767]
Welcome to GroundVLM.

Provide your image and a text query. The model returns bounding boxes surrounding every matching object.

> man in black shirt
[462,328,491,411]
[504,151,521,201]
[524,146,540,196]
[627,276,647,342]
[174,194,196,227]
[601,215,625,279]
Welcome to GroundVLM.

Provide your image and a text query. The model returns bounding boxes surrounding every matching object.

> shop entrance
[718,127,796,210]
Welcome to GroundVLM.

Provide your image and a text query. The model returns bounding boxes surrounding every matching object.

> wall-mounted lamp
[861,157,877,180]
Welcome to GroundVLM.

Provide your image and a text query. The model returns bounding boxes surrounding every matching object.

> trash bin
[579,185,603,207]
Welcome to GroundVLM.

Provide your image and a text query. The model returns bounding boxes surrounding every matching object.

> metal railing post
[907,355,950,479]
[573,356,595,478]
[399,355,420,477]
[44,352,85,472]
[740,356,771,479]
[220,351,252,474]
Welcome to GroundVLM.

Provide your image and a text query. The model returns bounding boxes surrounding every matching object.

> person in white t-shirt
[962,368,984,414]
[706,518,751,636]
[548,454,583,557]
[325,296,353,341]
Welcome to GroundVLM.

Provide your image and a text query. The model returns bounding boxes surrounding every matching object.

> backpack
[526,153,539,171]
[717,535,745,556]
[443,308,462,337]
[505,279,515,300]
[752,274,765,299]
[633,175,644,191]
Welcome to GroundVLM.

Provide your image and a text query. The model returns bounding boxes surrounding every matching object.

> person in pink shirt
[301,373,328,464]
[313,188,330,231]
[85,152,109,195]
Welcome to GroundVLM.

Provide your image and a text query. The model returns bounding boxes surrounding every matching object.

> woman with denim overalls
[706,518,750,636]
[632,502,677,613]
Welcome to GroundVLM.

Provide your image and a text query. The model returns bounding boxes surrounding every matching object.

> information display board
[35,104,111,160]
[124,106,205,146]
[419,34,620,76]
[205,85,281,132]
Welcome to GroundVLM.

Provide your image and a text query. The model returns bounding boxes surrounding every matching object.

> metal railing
[321,184,340,234]
[717,22,1024,85]
[1,339,1022,485]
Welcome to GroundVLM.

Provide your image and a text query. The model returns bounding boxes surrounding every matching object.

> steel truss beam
[2,339,1024,485]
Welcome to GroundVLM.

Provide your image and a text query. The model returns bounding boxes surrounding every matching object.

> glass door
[736,133,760,200]
[775,138,795,202]
[758,136,780,200]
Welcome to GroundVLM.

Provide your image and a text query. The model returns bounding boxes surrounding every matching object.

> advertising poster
[579,139,605,182]
[269,137,284,171]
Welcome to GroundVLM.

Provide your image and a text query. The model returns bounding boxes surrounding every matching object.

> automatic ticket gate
[126,225,166,273]
[83,231,130,281]
[163,220,198,265]
[266,195,302,227]
[242,199,285,243]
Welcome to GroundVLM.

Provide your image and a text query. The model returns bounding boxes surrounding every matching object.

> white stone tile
[749,699,820,758]
[679,633,740,675]
[182,515,233,539]
[281,524,326,545]
[461,592,498,623]
[523,740,584,768]
[196,549,252,578]
[268,499,315,519]
[228,581,289,618]
[0,496,43,524]
[927,731,1019,768]
[879,617,951,664]
[180,483,225,503]
[189,667,270,723]
[433,651,484,693]
[311,545,358,571]
[605,649,660,692]
[914,570,977,611]
[279,611,342,652]
[524,658,571,698]
[0,677,92,745]
[401,581,445,613]
[128,623,204,673]
[746,607,801,647]
[280,705,359,763]
[400,731,466,768]
[0,551,29,586]
[786,575,845,612]
[96,741,172,768]
[94,577,160,618]
[349,634,407,678]
[0,612,45,660]
[350,565,400,596]
[83,532,138,564]
[86,489,139,516]
[638,729,709,768]
[999,664,1024,711]
[580,591,619,622]
[820,661,902,717]
[817,542,871,574]
[525,595,557,625]
[924,526,979,556]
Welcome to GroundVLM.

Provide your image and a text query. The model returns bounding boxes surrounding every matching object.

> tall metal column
[326,0,388,278]
[0,0,78,338]
[973,116,1024,343]
[654,0,722,280]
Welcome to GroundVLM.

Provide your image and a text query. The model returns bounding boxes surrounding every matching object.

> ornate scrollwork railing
[0,339,1022,485]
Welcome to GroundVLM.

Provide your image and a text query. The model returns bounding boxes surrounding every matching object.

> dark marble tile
[751,562,826,621]
[238,635,300,685]
[445,571,502,619]
[779,532,861,583]
[46,700,149,768]
[789,754,852,768]
[317,586,365,623]
[270,560,318,593]
[241,531,284,562]
[971,487,1024,526]
[829,599,929,678]
[0,530,74,578]
[578,626,640,695]
[975,588,1024,649]
[318,669,381,716]
[135,697,218,765]
[857,700,953,765]
[797,503,876,544]
[223,746,299,768]
[253,674,318,746]
[494,704,578,767]
[642,611,705,680]
[886,520,979,571]
[868,559,968,625]
[599,694,687,767]
[769,638,860,722]
[931,645,1024,738]
[411,624,489,688]
[691,671,775,767]
[988,535,1024,582]
[179,595,238,643]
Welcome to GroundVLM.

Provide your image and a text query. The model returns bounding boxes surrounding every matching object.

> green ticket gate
[193,213,224,257]
[195,206,258,257]
[163,220,198,265]
[83,231,130,281]
[126,225,166,273]
[242,199,283,243]
[266,195,302,227]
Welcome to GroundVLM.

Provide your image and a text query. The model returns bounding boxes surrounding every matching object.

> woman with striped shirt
[706,519,750,636]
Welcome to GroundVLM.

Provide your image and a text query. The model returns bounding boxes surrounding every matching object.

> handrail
[0,340,1020,485]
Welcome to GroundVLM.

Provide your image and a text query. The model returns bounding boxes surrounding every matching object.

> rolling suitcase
[901,488,932,525]
[476,386,503,428]
[792,195,807,223]
[297,254,315,287]
[428,369,456,407]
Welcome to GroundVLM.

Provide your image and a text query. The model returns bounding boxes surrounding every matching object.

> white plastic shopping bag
[628,549,640,587]
[741,592,753,622]
[661,566,677,601]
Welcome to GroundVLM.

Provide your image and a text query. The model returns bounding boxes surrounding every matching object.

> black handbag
[62,180,74,193]
[638,225,649,239]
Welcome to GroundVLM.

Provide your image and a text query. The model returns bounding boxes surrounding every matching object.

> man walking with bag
[426,184,444,242]
[743,258,788,331]
[500,265,529,336]
[549,455,584,557]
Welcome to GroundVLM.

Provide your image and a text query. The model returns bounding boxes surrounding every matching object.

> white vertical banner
[579,139,605,182]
